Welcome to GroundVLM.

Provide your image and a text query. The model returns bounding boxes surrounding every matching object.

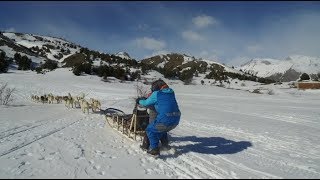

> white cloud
[198,50,220,61]
[247,44,263,53]
[182,30,204,41]
[199,50,209,57]
[192,15,218,28]
[258,13,320,58]
[137,24,149,31]
[226,56,252,67]
[143,50,170,59]
[135,37,166,50]
[5,27,15,32]
[151,50,169,56]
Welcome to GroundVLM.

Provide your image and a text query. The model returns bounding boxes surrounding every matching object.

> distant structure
[296,81,320,90]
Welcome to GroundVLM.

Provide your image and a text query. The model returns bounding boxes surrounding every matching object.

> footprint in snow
[44,156,54,160]
[145,168,152,175]
[18,161,30,168]
[93,165,101,170]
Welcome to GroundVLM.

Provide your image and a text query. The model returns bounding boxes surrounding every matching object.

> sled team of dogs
[31,92,101,114]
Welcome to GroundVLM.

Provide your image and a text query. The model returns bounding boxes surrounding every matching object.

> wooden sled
[104,104,149,141]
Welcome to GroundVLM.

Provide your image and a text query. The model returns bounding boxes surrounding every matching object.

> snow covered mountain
[141,53,245,81]
[0,32,81,66]
[238,55,320,82]
[2,31,318,84]
[0,31,139,80]
[114,52,131,60]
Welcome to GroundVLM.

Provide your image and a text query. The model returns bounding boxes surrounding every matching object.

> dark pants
[142,131,168,149]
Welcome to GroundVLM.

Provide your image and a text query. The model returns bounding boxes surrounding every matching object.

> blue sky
[1,1,320,66]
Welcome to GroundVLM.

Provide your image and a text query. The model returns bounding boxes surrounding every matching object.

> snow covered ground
[0,68,320,178]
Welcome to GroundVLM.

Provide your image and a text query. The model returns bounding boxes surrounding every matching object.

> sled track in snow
[160,152,229,178]
[0,118,54,140]
[242,149,320,178]
[154,144,279,179]
[0,112,82,158]
[0,120,80,157]
[183,121,320,159]
[173,121,320,178]
[185,101,320,128]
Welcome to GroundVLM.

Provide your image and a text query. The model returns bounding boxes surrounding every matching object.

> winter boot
[160,134,171,150]
[147,147,160,156]
[140,143,149,151]
[140,133,150,151]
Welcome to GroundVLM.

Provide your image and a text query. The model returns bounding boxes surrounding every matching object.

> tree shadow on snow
[161,136,252,159]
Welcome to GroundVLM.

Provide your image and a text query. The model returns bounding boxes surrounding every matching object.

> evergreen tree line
[35,60,58,74]
[79,48,139,67]
[0,51,10,73]
[72,62,141,81]
[138,61,276,84]
[14,53,32,70]
[299,73,320,81]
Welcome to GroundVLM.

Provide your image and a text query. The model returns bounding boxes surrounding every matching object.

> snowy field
[0,68,320,178]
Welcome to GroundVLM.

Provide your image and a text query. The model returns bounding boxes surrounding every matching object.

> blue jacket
[139,88,181,126]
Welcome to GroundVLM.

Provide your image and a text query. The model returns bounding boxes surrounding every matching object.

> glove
[136,97,146,104]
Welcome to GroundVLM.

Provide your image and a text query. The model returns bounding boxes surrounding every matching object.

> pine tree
[300,73,310,81]
[0,51,9,73]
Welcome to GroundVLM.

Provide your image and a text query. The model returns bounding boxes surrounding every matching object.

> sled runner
[104,103,149,141]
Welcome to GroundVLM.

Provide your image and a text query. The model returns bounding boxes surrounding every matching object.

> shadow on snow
[161,135,253,159]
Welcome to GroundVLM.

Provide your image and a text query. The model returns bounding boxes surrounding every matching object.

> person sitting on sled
[136,79,181,156]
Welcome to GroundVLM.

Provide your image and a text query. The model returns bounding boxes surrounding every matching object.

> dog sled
[104,103,149,141]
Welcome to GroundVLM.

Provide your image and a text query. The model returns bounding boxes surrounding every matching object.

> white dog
[80,99,90,114]
[48,94,55,104]
[64,94,74,108]
[91,99,101,112]
[73,96,81,108]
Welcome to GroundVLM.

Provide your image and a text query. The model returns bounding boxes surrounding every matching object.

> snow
[45,49,60,61]
[0,68,320,178]
[0,46,16,58]
[210,60,243,74]
[239,58,293,77]
[0,45,46,65]
[115,52,131,60]
[183,55,194,62]
[140,70,181,85]
[181,67,191,72]
[1,32,80,65]
[35,35,70,45]
[3,32,44,49]
[289,55,320,74]
[157,61,166,68]
[92,58,103,67]
[239,55,320,78]
[2,32,17,40]
[58,49,79,63]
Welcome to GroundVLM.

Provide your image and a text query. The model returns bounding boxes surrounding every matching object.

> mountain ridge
[1,31,318,83]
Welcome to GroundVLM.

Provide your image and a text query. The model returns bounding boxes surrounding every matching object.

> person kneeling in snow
[139,92,170,152]
[136,79,181,156]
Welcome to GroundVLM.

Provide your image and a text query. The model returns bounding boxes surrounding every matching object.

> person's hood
[160,88,174,93]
